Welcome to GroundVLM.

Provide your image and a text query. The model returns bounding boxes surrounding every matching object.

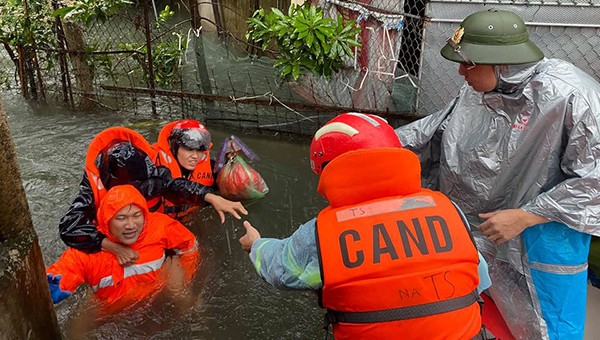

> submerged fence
[1,0,599,135]
[0,0,426,135]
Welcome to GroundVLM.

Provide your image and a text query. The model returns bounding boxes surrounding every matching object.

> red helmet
[168,119,211,153]
[310,113,402,175]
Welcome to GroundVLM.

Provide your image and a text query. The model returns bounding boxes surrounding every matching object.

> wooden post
[0,97,62,339]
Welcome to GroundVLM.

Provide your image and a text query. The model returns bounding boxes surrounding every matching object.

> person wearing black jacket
[59,127,247,265]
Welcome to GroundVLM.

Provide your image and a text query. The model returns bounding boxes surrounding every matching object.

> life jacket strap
[324,289,479,325]
[148,199,163,212]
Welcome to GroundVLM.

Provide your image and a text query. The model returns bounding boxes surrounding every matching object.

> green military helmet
[440,8,544,65]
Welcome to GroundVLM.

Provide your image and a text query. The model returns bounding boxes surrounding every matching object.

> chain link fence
[3,1,598,134]
[1,0,424,136]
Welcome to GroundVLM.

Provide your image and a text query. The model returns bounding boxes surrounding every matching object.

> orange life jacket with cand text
[316,148,482,340]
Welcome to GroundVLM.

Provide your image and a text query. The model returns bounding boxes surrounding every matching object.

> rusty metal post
[16,46,28,98]
[53,0,74,107]
[0,97,61,339]
[142,0,157,116]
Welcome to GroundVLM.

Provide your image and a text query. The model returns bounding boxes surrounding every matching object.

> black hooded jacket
[58,142,214,253]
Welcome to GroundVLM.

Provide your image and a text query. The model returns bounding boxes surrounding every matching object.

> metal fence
[0,0,427,136]
[4,1,596,134]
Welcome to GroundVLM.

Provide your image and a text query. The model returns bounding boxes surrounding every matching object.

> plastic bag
[215,136,269,200]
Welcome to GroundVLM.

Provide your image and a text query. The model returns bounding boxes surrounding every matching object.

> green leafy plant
[52,0,132,26]
[246,3,361,80]
[118,35,187,88]
[0,0,55,47]
[154,5,175,29]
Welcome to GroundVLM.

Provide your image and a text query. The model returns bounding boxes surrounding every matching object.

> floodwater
[3,92,328,339]
[4,92,600,339]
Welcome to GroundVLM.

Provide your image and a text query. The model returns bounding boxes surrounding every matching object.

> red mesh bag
[214,136,268,200]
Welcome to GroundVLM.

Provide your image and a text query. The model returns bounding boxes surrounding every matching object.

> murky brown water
[4,93,330,339]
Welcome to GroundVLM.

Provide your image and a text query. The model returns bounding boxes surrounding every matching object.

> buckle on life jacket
[323,310,338,330]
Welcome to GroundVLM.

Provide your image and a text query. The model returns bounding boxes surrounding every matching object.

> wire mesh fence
[0,0,425,136]
[2,0,598,135]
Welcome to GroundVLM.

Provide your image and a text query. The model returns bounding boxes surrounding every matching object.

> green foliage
[152,37,187,87]
[118,35,187,88]
[52,0,132,26]
[246,3,361,80]
[0,0,55,47]
[154,5,175,29]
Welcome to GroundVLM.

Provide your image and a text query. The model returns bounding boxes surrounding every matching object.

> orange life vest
[153,121,214,215]
[47,185,199,315]
[316,148,481,340]
[84,126,161,211]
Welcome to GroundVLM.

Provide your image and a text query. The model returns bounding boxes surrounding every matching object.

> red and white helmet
[310,113,402,175]
[168,119,211,152]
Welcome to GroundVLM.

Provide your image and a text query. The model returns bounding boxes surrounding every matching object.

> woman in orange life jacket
[59,127,247,266]
[153,119,241,220]
[239,113,492,340]
[47,184,199,315]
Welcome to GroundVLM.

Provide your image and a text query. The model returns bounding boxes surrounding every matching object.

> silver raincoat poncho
[396,58,600,340]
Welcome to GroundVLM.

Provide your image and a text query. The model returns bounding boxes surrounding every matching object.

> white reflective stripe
[91,255,169,292]
[92,275,114,292]
[346,112,384,125]
[314,122,359,140]
[124,255,167,278]
[529,261,588,275]
[174,241,198,255]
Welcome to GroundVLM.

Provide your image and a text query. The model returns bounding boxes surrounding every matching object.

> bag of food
[214,136,269,200]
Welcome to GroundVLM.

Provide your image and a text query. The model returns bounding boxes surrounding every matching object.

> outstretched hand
[205,193,248,223]
[47,274,72,304]
[239,221,261,253]
[478,209,549,244]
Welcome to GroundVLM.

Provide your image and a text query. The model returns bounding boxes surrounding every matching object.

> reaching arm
[240,219,322,290]
[46,249,88,303]
[158,164,214,207]
[204,193,248,223]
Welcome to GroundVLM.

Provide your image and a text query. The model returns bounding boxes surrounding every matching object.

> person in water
[153,119,219,217]
[48,185,199,314]
[239,113,492,339]
[395,8,600,339]
[59,126,247,265]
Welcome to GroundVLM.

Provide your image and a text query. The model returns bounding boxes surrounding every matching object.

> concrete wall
[0,97,61,339]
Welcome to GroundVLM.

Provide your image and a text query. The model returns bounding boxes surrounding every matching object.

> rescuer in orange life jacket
[239,113,492,340]
[59,127,247,265]
[47,184,199,314]
[152,119,220,218]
